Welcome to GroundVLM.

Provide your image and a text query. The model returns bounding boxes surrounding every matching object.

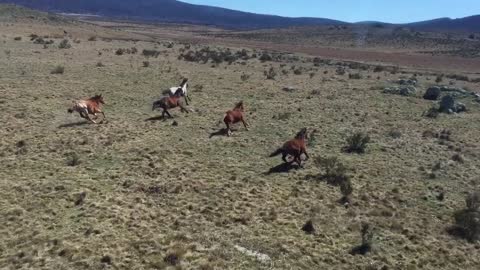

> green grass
[1,19,480,270]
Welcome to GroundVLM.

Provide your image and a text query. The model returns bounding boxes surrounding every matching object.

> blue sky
[180,0,480,23]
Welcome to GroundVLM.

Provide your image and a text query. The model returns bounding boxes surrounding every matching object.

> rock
[440,86,471,98]
[234,245,271,264]
[439,95,455,113]
[455,102,467,113]
[424,86,441,100]
[383,86,416,96]
[398,78,417,86]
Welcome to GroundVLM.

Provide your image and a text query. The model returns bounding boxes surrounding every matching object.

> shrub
[446,74,469,82]
[293,68,303,75]
[350,223,374,255]
[240,73,250,81]
[309,72,315,79]
[264,67,277,80]
[453,191,480,242]
[142,49,161,58]
[344,132,370,154]
[349,73,362,79]
[373,66,384,72]
[274,112,291,121]
[51,65,65,74]
[435,74,444,83]
[143,61,150,68]
[96,62,105,67]
[88,36,97,41]
[314,156,348,186]
[423,106,440,118]
[115,48,125,55]
[58,39,71,49]
[259,52,273,62]
[65,152,80,166]
[14,36,22,41]
[336,66,346,75]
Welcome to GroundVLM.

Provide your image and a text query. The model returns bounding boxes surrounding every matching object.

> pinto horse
[169,78,190,105]
[224,101,249,136]
[269,128,310,167]
[67,94,106,124]
[152,89,189,118]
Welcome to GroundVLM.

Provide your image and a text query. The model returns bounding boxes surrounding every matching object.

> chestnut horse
[68,94,106,124]
[224,101,249,136]
[270,128,310,166]
[152,89,189,118]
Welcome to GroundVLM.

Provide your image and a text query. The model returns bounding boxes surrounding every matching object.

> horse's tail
[269,148,283,158]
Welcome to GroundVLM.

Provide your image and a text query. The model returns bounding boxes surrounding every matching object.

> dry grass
[1,12,480,270]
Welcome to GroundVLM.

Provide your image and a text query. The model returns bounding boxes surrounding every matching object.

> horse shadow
[145,116,169,122]
[209,128,228,138]
[264,162,301,175]
[58,121,90,128]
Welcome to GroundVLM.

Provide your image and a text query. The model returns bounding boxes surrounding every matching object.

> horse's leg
[165,109,173,118]
[296,155,303,167]
[282,152,288,163]
[303,149,310,161]
[180,105,189,113]
[85,113,97,124]
[184,97,189,106]
[226,122,232,136]
[241,117,249,131]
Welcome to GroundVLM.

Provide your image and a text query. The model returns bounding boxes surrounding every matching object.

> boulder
[424,86,441,100]
[439,95,455,113]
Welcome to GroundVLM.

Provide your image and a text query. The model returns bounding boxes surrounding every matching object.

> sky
[180,0,480,23]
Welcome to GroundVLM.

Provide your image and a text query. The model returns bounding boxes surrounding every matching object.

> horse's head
[180,78,189,88]
[92,94,105,105]
[295,128,308,140]
[234,101,244,111]
[152,100,161,111]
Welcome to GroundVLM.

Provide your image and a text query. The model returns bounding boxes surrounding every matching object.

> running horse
[269,128,310,167]
[152,88,189,118]
[223,101,249,136]
[67,94,106,124]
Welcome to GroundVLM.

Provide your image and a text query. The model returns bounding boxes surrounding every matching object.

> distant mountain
[0,0,478,32]
[406,16,480,32]
[0,0,346,29]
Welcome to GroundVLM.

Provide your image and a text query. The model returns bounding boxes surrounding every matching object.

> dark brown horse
[270,128,310,166]
[67,94,106,124]
[152,89,189,118]
[224,101,249,136]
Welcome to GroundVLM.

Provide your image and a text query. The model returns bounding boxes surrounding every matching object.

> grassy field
[1,8,480,270]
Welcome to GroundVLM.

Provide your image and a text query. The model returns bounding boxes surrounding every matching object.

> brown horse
[68,94,106,124]
[224,101,249,136]
[270,128,310,166]
[152,89,189,118]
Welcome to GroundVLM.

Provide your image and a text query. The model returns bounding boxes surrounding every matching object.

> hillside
[0,0,345,29]
[407,15,480,32]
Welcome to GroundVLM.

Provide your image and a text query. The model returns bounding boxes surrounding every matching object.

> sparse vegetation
[50,65,65,74]
[348,73,362,79]
[453,191,480,242]
[58,39,71,49]
[344,132,370,154]
[264,67,277,80]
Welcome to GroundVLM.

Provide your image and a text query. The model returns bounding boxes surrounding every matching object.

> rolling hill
[0,0,478,32]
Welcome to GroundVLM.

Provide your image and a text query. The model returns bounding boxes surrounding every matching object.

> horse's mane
[234,101,244,110]
[295,128,308,139]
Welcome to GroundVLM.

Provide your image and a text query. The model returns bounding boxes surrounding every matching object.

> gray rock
[424,86,441,100]
[456,102,467,113]
[398,78,417,86]
[439,95,455,113]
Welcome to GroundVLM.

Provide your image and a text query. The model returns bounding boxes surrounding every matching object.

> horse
[269,128,310,167]
[224,101,249,136]
[67,94,106,124]
[169,78,190,105]
[152,89,189,118]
